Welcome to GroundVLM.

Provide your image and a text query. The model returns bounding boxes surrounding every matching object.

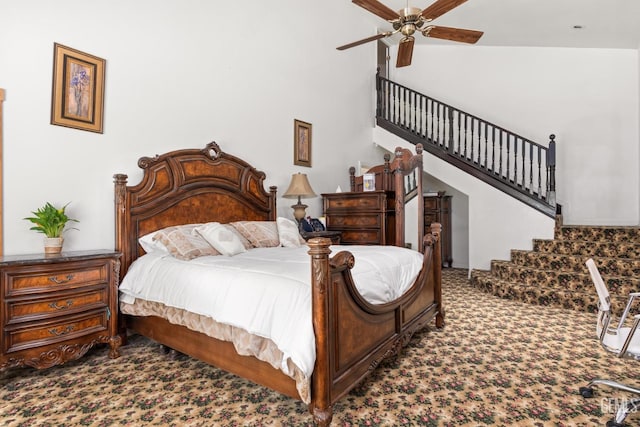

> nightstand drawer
[4,310,109,354]
[7,287,108,324]
[4,263,108,296]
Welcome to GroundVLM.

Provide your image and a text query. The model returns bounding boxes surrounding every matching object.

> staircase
[470,217,640,313]
[376,71,558,218]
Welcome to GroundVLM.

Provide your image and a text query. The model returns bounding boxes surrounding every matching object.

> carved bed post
[415,144,424,252]
[307,237,334,427]
[392,152,406,249]
[348,166,356,192]
[429,222,445,328]
[113,174,130,282]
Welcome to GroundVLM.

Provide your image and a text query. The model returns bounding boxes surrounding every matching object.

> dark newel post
[546,134,556,206]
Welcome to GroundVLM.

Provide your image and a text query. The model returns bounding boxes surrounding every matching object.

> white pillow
[195,222,247,256]
[277,217,305,248]
[138,232,168,254]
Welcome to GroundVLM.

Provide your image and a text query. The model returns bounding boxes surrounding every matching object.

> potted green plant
[24,202,79,254]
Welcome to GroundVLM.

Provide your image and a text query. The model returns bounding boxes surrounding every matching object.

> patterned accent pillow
[231,221,280,248]
[221,224,253,250]
[276,217,305,248]
[152,224,220,260]
[194,223,247,256]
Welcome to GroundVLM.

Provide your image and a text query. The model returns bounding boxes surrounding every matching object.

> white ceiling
[355,0,640,49]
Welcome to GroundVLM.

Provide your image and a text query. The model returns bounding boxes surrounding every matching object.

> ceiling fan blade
[420,0,468,21]
[352,0,400,21]
[337,33,391,50]
[396,37,415,68]
[425,26,483,44]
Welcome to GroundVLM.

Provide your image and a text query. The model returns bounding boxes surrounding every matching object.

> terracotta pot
[44,237,63,254]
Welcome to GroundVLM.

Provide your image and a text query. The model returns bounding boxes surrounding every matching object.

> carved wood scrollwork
[137,154,160,169]
[202,141,221,159]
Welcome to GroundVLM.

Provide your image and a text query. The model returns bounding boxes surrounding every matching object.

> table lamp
[283,173,317,224]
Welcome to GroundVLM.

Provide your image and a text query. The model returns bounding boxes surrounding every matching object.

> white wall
[0,1,384,255]
[389,45,640,226]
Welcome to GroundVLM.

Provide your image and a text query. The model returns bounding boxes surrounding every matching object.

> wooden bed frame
[114,142,443,426]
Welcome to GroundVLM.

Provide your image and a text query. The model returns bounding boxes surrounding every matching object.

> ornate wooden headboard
[113,142,277,279]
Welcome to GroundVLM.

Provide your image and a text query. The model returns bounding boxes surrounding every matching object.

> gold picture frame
[51,43,105,133]
[294,119,312,167]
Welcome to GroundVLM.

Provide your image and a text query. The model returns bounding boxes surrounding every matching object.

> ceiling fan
[337,0,483,67]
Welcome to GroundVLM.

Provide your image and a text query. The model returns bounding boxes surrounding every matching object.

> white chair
[579,258,640,427]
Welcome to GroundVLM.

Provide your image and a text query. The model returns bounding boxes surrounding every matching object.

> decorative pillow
[152,224,220,260]
[221,224,253,250]
[276,217,305,248]
[194,222,247,256]
[231,221,280,248]
[138,232,169,254]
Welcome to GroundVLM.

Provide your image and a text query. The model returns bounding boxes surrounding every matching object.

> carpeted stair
[470,216,640,313]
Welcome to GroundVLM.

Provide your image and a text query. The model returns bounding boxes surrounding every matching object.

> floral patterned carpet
[2,269,640,426]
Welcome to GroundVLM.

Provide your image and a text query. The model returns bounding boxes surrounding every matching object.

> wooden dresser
[322,191,396,245]
[0,250,122,371]
[424,193,452,267]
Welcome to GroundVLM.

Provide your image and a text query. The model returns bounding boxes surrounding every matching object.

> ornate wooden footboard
[308,224,442,424]
[114,142,443,426]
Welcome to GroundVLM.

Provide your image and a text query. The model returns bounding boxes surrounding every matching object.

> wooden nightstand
[301,230,342,245]
[0,250,122,372]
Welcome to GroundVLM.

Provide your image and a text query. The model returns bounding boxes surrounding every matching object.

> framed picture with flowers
[294,119,312,167]
[51,43,105,133]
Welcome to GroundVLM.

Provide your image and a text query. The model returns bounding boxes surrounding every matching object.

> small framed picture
[363,173,376,191]
[294,119,312,167]
[51,43,106,133]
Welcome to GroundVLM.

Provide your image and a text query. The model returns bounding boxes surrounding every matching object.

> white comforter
[119,245,423,381]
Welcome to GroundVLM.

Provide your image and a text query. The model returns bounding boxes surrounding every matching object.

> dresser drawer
[424,198,439,210]
[3,262,108,297]
[6,287,108,325]
[326,213,382,229]
[324,193,387,210]
[340,230,382,245]
[4,310,109,354]
[424,213,438,225]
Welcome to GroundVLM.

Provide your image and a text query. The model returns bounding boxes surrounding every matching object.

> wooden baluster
[512,135,517,185]
[483,122,488,169]
[529,143,534,194]
[491,126,496,173]
[498,130,503,177]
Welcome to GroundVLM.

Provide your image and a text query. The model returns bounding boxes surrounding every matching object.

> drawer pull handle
[49,299,74,310]
[49,325,75,336]
[49,274,75,284]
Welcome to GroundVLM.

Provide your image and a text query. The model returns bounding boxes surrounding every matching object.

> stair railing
[376,72,557,217]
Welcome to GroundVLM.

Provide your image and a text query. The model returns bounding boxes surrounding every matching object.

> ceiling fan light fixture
[401,23,417,36]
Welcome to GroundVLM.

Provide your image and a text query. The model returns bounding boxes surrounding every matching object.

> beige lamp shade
[283,173,317,221]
